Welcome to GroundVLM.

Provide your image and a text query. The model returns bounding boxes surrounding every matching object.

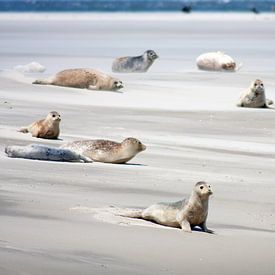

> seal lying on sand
[61,137,146,164]
[120,181,214,233]
[196,51,241,72]
[112,50,159,73]
[237,79,273,108]
[5,144,92,163]
[18,111,61,139]
[33,69,123,91]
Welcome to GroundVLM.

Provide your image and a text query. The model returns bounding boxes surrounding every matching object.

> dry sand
[0,12,275,275]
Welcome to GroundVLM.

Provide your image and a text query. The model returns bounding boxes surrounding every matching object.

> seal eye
[200,186,204,190]
[52,115,56,118]
[260,83,264,87]
[254,83,257,87]
[114,81,118,85]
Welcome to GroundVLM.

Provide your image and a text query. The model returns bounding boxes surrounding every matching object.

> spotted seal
[61,137,146,164]
[196,51,241,72]
[112,50,159,73]
[5,144,92,163]
[120,181,214,233]
[33,69,123,91]
[237,79,273,108]
[18,111,61,139]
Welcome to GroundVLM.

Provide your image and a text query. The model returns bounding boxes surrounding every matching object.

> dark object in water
[251,7,260,14]
[181,5,192,13]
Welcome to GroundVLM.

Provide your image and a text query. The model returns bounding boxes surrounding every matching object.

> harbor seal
[237,79,274,108]
[33,68,123,91]
[5,144,92,163]
[196,51,241,72]
[61,137,146,164]
[18,111,61,139]
[112,50,159,73]
[120,181,214,233]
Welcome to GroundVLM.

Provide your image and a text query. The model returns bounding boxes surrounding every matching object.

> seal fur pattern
[5,144,92,163]
[120,181,213,233]
[61,137,146,164]
[112,50,159,73]
[18,111,61,139]
[33,68,123,91]
[237,79,273,108]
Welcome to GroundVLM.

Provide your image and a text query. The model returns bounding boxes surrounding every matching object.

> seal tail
[79,155,93,163]
[266,99,273,106]
[18,127,29,133]
[117,208,143,219]
[32,79,50,85]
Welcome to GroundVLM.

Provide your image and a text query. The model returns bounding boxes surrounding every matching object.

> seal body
[121,182,213,233]
[237,79,273,108]
[33,69,123,91]
[61,137,146,164]
[18,111,61,139]
[5,144,92,163]
[196,51,240,72]
[112,50,159,73]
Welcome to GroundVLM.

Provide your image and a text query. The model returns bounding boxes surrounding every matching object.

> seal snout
[141,144,146,151]
[114,80,124,90]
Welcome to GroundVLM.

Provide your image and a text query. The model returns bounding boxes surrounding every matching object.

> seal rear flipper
[32,79,51,85]
[79,155,93,163]
[266,99,273,105]
[117,208,143,218]
[18,127,29,133]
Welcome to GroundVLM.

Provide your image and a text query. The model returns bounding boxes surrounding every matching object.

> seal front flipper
[180,219,192,233]
[199,222,214,234]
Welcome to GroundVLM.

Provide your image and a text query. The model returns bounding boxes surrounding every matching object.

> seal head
[145,50,159,62]
[112,79,124,90]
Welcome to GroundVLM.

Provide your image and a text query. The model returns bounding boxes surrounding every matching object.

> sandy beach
[0,12,275,275]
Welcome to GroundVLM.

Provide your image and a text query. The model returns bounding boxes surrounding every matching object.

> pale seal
[5,144,92,163]
[18,111,61,139]
[120,181,214,233]
[33,68,123,91]
[112,50,159,73]
[237,79,274,108]
[196,51,241,72]
[61,137,146,164]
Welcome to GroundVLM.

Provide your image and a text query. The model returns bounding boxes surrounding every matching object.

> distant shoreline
[0,0,274,13]
[0,12,274,21]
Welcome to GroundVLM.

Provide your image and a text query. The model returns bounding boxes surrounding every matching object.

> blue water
[0,0,274,12]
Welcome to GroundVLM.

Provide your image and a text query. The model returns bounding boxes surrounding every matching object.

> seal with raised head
[33,69,123,91]
[112,50,159,73]
[5,144,92,163]
[196,51,241,72]
[61,137,146,164]
[18,111,61,139]
[237,79,273,108]
[120,181,214,233]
